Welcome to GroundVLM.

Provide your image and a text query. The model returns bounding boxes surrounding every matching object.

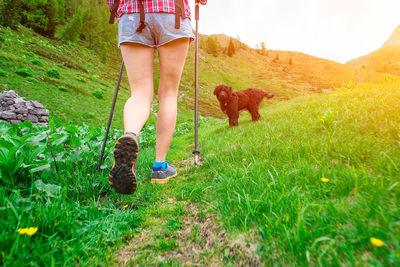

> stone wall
[0,90,49,126]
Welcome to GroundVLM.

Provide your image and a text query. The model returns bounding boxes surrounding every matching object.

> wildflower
[26,227,38,236]
[370,237,384,247]
[87,173,91,176]
[321,178,329,183]
[17,228,28,234]
[124,204,128,208]
[18,227,38,236]
[242,158,246,161]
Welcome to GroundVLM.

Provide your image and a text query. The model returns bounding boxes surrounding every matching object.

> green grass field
[1,25,399,265]
[1,77,399,265]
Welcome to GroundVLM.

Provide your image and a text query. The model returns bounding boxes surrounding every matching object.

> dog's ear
[214,85,224,95]
[226,86,233,95]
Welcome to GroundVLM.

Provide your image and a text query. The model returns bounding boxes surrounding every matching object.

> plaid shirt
[107,0,191,19]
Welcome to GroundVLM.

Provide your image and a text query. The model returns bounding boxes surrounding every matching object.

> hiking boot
[150,163,177,184]
[109,133,139,194]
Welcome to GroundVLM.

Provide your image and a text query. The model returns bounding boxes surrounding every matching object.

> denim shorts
[118,13,195,47]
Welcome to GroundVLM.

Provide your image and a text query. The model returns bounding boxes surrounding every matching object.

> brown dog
[214,84,274,126]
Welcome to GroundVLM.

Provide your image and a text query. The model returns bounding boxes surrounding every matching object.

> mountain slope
[347,24,400,75]
[382,24,400,48]
[0,26,380,127]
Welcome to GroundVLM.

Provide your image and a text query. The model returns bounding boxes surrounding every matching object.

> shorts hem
[118,41,156,48]
[157,36,195,47]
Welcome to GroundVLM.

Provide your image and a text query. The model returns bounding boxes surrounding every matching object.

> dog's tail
[263,91,274,99]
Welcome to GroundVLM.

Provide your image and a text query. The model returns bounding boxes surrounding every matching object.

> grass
[0,24,399,265]
[186,76,400,265]
[1,76,399,265]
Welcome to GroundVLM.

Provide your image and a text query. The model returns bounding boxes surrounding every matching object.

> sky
[189,0,400,63]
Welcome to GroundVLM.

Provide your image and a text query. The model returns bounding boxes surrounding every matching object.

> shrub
[92,89,103,99]
[227,38,235,57]
[205,36,220,57]
[25,51,35,57]
[31,59,43,66]
[16,68,33,77]
[0,70,5,77]
[87,112,96,118]
[58,86,67,92]
[47,68,60,79]
[27,77,38,83]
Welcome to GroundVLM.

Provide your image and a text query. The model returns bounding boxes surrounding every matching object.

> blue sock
[152,161,167,171]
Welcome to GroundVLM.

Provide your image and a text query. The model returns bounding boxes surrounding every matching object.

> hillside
[1,26,381,129]
[1,75,399,265]
[347,24,400,75]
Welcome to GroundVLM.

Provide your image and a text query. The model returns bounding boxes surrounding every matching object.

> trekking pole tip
[192,149,200,167]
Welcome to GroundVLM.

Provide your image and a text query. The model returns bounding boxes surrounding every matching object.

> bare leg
[155,38,190,162]
[120,43,156,135]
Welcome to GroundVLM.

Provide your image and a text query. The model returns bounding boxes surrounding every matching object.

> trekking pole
[97,60,124,172]
[192,0,203,166]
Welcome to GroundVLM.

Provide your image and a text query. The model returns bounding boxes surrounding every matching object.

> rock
[25,114,38,123]
[30,108,49,116]
[6,105,16,111]
[0,90,49,125]
[0,111,17,120]
[25,101,34,110]
[30,100,44,109]
[1,90,18,98]
[15,107,28,114]
[38,116,49,122]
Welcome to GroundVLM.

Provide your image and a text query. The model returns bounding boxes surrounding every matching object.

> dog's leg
[227,100,239,126]
[248,102,261,121]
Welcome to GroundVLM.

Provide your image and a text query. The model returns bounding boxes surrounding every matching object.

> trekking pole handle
[196,0,207,5]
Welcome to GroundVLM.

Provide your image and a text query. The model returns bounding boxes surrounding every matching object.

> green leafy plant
[31,58,42,65]
[92,89,103,99]
[27,77,38,83]
[47,68,60,79]
[58,85,67,92]
[15,68,33,77]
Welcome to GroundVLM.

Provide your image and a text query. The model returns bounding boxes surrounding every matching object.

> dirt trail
[115,198,262,265]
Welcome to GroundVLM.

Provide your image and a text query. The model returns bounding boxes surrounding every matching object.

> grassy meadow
[0,25,399,265]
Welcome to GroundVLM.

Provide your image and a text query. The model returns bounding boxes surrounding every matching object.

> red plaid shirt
[107,0,191,19]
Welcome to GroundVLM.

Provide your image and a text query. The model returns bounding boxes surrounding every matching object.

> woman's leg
[120,43,156,135]
[156,38,190,162]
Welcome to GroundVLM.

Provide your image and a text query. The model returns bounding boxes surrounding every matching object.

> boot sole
[150,172,178,184]
[109,136,139,194]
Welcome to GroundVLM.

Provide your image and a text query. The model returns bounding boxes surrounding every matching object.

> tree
[19,0,65,37]
[0,0,23,29]
[227,38,235,57]
[205,36,220,57]
[260,42,266,54]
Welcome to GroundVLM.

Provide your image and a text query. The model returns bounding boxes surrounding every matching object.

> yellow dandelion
[26,227,38,236]
[370,237,384,247]
[123,204,128,208]
[87,173,91,176]
[242,158,246,161]
[18,227,38,236]
[17,228,28,234]
[321,178,329,183]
